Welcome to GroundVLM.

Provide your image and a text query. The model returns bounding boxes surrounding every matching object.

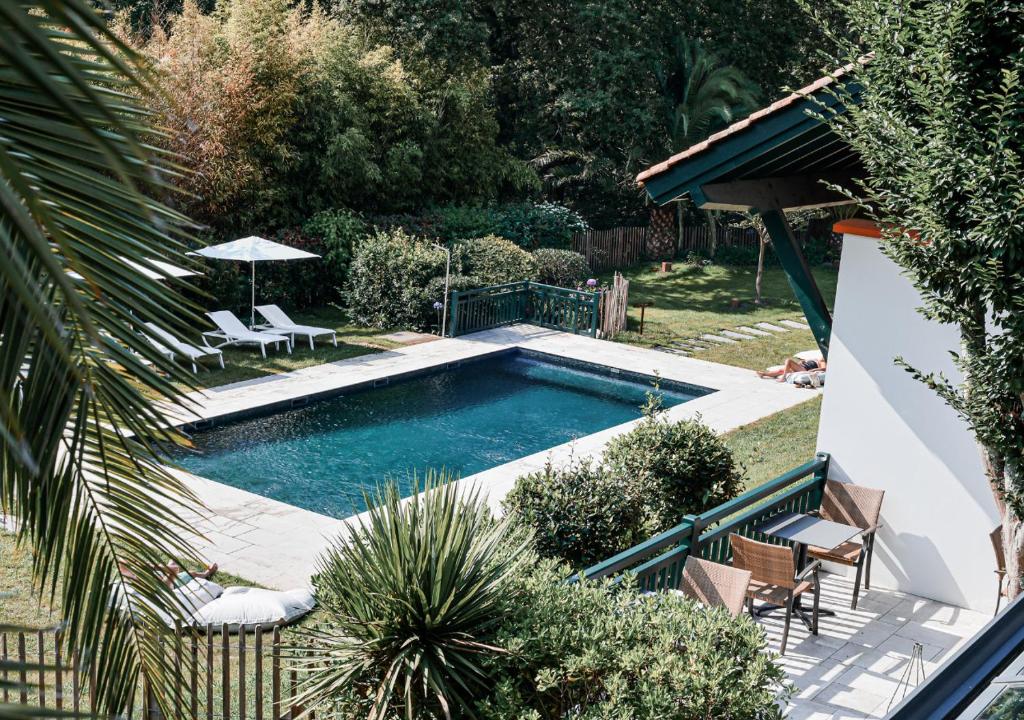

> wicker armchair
[730,533,820,654]
[991,525,1008,615]
[806,479,885,610]
[678,556,752,617]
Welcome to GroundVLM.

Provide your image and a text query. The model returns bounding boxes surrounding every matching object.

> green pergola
[637,71,863,358]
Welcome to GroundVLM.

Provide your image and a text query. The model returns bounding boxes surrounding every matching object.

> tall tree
[1,0,206,712]
[810,0,1024,591]
[647,37,759,259]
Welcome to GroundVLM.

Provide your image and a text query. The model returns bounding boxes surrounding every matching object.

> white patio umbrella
[190,236,319,327]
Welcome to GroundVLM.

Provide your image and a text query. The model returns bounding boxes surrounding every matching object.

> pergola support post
[758,208,832,357]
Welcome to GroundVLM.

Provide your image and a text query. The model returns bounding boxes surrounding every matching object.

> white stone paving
[776,573,990,719]
[166,325,817,589]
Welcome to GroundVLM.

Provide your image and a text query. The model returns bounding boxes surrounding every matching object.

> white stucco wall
[816,232,1000,612]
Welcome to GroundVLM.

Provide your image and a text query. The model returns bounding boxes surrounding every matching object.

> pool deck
[168,325,818,589]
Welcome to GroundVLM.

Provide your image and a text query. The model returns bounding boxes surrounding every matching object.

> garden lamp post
[433,243,452,337]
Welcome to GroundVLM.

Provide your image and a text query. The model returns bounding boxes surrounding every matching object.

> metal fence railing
[448,281,600,338]
[569,453,831,590]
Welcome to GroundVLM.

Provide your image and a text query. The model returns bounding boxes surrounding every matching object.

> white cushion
[191,587,315,631]
[175,577,224,615]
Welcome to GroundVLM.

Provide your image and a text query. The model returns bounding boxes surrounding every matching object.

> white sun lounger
[254,304,337,350]
[142,322,224,373]
[203,311,292,358]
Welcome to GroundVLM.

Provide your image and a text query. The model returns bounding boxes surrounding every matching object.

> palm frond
[2,1,210,715]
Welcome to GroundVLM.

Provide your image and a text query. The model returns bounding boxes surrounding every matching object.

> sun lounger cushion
[190,587,316,631]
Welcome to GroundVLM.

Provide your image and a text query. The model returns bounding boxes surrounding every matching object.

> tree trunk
[754,223,768,305]
[706,211,719,260]
[990,451,1024,600]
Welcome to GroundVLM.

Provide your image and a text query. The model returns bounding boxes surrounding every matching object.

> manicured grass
[608,263,836,367]
[178,307,404,389]
[723,396,823,491]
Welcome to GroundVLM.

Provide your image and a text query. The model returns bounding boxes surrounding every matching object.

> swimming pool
[170,352,706,518]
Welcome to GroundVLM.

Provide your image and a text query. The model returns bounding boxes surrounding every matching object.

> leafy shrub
[459,235,537,286]
[371,203,588,250]
[532,248,590,287]
[712,243,767,266]
[477,562,789,719]
[503,458,643,568]
[431,205,496,241]
[306,474,532,720]
[604,405,744,533]
[487,202,588,250]
[346,229,456,329]
[303,208,369,286]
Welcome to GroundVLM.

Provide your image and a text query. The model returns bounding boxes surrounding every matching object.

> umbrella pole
[251,261,256,328]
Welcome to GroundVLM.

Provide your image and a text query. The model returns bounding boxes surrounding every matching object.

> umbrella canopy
[190,236,319,326]
[191,236,318,263]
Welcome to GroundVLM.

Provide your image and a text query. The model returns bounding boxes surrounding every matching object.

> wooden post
[190,632,198,720]
[206,625,214,720]
[222,624,230,720]
[35,630,45,709]
[272,627,281,720]
[54,631,63,711]
[18,632,27,705]
[255,626,264,720]
[239,628,247,720]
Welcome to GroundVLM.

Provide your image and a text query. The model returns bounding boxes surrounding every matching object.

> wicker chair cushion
[746,579,814,605]
[808,539,864,564]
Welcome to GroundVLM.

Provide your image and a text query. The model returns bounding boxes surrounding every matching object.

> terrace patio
[774,574,990,719]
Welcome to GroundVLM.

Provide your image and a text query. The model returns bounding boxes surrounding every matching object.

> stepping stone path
[701,333,737,344]
[720,330,759,340]
[780,319,810,330]
[651,317,814,359]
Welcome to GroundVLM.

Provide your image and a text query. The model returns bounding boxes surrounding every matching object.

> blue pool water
[171,353,704,518]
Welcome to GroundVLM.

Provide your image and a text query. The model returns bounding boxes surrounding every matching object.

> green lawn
[178,307,402,389]
[724,396,823,490]
[605,263,829,485]
[609,263,837,371]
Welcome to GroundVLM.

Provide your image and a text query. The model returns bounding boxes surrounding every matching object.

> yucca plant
[1,1,207,715]
[298,474,532,720]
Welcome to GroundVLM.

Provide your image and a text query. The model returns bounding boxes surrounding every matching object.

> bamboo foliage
[1,1,209,716]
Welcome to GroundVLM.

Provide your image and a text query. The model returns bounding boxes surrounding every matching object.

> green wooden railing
[568,452,831,591]
[448,281,600,337]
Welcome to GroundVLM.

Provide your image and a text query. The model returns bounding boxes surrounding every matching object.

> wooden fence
[571,226,647,272]
[1,625,306,720]
[678,217,839,255]
[571,218,838,272]
[598,272,629,339]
